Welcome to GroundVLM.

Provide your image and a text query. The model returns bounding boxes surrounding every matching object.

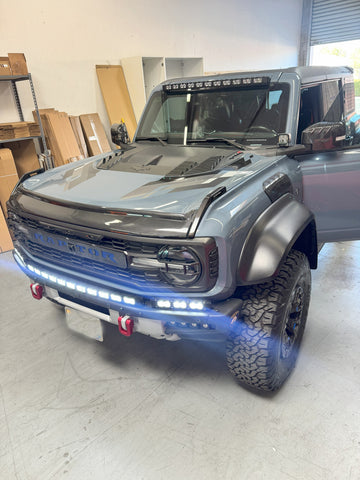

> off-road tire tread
[226,250,310,392]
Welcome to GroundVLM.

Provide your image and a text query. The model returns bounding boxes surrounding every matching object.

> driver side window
[297,81,343,144]
[297,85,321,143]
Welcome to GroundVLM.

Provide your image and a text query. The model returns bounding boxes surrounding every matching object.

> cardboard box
[70,116,88,158]
[0,149,19,216]
[6,140,40,178]
[8,53,28,75]
[0,56,11,76]
[36,109,82,167]
[0,206,13,253]
[0,122,31,140]
[80,113,111,156]
[28,122,40,136]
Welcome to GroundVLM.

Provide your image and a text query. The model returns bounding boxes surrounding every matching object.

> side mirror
[111,121,130,147]
[301,122,346,151]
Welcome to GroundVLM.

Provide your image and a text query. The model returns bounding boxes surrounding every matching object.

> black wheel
[226,250,311,392]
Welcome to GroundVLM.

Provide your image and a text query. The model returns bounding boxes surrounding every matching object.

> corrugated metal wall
[311,0,360,45]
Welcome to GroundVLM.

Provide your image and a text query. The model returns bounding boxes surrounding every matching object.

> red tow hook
[118,315,134,337]
[30,283,43,300]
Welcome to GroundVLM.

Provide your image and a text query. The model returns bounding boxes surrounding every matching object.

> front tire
[226,250,311,392]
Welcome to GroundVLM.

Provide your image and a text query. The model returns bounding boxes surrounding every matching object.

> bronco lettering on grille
[33,231,126,267]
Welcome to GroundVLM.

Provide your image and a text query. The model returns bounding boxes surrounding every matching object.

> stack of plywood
[36,109,83,167]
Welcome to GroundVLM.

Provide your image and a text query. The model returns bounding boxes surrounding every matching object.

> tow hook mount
[118,315,134,336]
[30,283,43,300]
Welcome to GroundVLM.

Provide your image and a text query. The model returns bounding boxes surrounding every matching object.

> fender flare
[237,193,317,284]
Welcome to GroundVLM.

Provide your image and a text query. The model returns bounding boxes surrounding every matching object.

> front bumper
[13,247,242,341]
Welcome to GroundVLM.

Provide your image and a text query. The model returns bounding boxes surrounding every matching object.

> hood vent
[165,160,199,177]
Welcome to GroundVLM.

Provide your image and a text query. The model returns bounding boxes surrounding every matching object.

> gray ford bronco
[7,66,360,392]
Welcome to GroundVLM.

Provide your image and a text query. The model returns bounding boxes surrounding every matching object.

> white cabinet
[121,56,203,122]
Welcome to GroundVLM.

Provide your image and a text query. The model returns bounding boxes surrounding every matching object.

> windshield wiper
[136,136,168,146]
[187,137,245,150]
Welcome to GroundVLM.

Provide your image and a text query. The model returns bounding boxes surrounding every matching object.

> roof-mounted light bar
[163,76,270,93]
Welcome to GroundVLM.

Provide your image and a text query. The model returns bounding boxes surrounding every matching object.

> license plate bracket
[65,307,103,341]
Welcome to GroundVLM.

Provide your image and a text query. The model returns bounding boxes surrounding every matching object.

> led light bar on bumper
[13,250,207,314]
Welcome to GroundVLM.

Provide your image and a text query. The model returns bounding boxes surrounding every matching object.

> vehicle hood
[15,144,274,237]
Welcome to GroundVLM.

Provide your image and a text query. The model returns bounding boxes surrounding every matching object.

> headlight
[157,246,201,286]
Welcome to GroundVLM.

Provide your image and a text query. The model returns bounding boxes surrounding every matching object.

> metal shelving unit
[0,73,51,167]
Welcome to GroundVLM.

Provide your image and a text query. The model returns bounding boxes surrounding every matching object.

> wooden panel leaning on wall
[96,65,137,141]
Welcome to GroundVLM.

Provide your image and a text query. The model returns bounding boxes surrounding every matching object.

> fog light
[189,301,204,310]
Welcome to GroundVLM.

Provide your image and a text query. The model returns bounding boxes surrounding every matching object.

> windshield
[136,83,290,147]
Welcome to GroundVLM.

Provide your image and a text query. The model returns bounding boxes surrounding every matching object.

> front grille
[9,214,159,256]
[9,212,218,292]
[8,214,164,289]
[101,237,158,255]
[22,236,163,288]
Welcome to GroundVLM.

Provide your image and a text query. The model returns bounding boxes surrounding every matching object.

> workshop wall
[0,0,303,130]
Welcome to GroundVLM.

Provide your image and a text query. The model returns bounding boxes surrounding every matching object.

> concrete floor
[0,241,359,480]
